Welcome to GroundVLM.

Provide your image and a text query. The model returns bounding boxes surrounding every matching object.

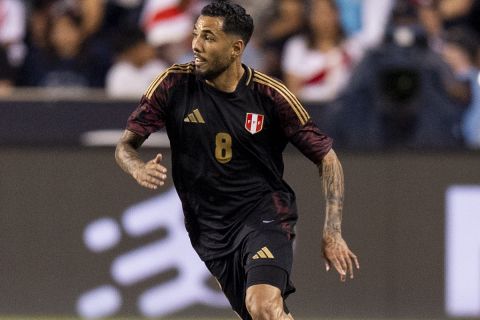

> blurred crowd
[1,0,479,149]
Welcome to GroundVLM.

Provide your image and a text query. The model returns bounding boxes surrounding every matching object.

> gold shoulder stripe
[254,76,307,124]
[145,64,193,99]
[176,62,195,68]
[253,77,309,125]
[245,67,253,86]
[256,72,310,120]
[146,69,192,99]
[144,71,168,98]
[145,64,193,98]
[254,72,310,123]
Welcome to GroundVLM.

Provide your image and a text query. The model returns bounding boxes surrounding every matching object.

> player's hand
[322,232,359,282]
[132,154,168,190]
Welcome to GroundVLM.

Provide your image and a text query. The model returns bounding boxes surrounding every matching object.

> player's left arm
[319,149,359,281]
[265,77,359,281]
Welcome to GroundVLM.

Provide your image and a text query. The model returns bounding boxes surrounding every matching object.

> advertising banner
[1,148,479,318]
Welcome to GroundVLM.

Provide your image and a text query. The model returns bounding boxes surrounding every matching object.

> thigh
[245,265,294,316]
[243,227,296,317]
[245,283,286,319]
[204,229,296,320]
[204,250,251,319]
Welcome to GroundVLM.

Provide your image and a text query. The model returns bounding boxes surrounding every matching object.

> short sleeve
[126,95,166,137]
[126,69,174,137]
[288,120,333,165]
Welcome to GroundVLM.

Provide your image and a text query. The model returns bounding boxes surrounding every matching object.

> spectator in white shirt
[106,28,167,98]
[282,0,364,103]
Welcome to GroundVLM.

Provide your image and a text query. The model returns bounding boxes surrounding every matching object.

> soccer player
[115,1,359,319]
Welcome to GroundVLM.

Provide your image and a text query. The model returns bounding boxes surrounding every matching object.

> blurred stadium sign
[3,149,480,318]
[77,188,228,318]
[446,186,480,317]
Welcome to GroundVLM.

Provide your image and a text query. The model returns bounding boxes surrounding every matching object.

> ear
[231,39,245,58]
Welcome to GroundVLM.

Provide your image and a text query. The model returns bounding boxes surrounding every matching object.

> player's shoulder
[168,61,195,72]
[250,68,310,125]
[144,62,195,99]
[160,62,195,82]
[250,69,295,100]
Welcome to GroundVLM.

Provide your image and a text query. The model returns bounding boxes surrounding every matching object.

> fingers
[330,257,346,280]
[324,247,347,279]
[345,252,354,279]
[338,251,359,281]
[134,170,165,189]
[145,175,165,188]
[139,172,167,189]
[147,155,167,175]
[153,153,163,164]
[139,179,163,190]
[338,254,348,276]
[323,239,359,282]
[134,155,168,190]
[347,251,360,280]
[145,163,167,179]
[352,252,360,270]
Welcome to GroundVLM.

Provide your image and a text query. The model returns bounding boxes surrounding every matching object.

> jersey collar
[200,64,253,98]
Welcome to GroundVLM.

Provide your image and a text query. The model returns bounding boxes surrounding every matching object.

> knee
[245,285,284,320]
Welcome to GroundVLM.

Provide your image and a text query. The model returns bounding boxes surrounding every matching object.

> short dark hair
[201,0,254,44]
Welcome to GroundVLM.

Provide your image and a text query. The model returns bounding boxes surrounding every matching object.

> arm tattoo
[115,130,147,177]
[319,149,344,236]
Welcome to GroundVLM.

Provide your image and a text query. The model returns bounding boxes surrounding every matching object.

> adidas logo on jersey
[252,246,274,260]
[184,109,205,123]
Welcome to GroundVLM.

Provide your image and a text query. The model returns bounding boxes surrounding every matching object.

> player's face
[192,15,237,80]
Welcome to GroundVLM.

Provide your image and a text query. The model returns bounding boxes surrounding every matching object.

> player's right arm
[116,64,190,189]
[115,130,167,190]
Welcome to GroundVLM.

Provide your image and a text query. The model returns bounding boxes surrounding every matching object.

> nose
[192,36,201,54]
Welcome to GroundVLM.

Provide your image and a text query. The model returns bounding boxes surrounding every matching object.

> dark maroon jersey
[127,62,332,261]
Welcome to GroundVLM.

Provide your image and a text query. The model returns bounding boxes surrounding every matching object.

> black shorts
[204,228,296,320]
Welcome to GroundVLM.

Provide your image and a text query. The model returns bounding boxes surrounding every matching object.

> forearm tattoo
[115,130,146,176]
[320,150,344,236]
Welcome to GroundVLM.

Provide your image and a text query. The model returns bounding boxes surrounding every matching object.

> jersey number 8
[215,132,232,164]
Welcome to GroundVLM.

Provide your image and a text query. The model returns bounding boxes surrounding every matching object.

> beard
[195,55,233,80]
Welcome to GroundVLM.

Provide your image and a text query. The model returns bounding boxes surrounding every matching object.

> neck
[206,60,244,93]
